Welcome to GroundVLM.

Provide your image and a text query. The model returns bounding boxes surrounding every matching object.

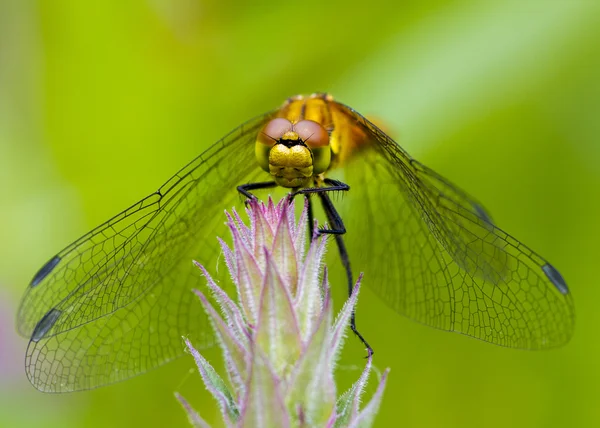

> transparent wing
[17,111,274,392]
[329,103,574,349]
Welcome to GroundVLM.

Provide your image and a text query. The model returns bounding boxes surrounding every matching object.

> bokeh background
[1,1,599,427]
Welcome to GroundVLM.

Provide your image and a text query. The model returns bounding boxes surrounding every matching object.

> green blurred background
[1,1,599,427]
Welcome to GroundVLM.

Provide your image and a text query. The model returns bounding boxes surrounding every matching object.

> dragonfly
[17,93,575,393]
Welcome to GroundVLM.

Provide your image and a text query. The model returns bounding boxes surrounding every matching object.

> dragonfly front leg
[237,181,277,202]
[292,178,349,238]
[293,179,374,357]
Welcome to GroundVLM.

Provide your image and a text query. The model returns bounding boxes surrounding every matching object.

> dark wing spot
[542,263,569,295]
[472,202,494,225]
[30,255,61,287]
[31,308,62,342]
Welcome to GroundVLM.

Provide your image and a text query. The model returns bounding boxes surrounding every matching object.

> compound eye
[258,118,293,146]
[294,120,329,148]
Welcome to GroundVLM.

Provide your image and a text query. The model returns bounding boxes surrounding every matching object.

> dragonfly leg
[295,180,374,357]
[292,178,349,197]
[237,181,277,203]
[306,194,315,239]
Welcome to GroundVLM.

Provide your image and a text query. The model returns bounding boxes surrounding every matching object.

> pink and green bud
[177,198,389,427]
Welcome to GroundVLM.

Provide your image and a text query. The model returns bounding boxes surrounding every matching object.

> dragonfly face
[255,117,331,188]
[18,93,575,393]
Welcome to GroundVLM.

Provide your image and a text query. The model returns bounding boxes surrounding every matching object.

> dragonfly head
[256,118,331,188]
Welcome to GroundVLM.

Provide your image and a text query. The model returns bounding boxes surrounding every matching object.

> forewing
[17,112,273,392]
[329,103,574,349]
